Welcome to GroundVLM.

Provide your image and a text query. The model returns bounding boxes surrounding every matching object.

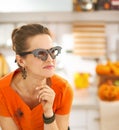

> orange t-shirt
[0,69,73,130]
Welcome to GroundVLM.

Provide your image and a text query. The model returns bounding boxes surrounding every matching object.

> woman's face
[22,34,56,78]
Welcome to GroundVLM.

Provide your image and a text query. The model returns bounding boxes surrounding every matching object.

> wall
[0,11,119,86]
[0,0,72,12]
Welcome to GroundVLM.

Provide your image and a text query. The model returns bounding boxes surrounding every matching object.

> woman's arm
[0,116,18,130]
[44,114,69,130]
[55,114,69,130]
[36,78,73,130]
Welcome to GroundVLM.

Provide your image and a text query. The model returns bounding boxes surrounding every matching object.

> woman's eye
[38,51,47,56]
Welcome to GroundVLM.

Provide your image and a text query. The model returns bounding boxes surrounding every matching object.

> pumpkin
[98,80,119,101]
[109,62,119,76]
[96,60,119,76]
[96,64,111,75]
[114,61,119,67]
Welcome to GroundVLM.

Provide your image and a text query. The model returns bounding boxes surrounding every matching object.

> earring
[21,67,27,79]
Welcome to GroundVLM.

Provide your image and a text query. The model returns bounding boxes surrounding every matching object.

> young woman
[0,24,73,130]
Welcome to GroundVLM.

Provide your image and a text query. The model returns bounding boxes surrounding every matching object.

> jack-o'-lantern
[98,80,119,101]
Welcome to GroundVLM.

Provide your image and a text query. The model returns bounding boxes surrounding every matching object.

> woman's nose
[46,53,54,61]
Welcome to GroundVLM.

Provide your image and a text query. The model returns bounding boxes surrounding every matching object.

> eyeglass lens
[36,47,61,61]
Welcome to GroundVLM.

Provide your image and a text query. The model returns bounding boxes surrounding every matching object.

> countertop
[72,86,99,110]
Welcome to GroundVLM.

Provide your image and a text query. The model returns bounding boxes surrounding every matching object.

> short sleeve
[55,82,74,114]
[0,92,10,117]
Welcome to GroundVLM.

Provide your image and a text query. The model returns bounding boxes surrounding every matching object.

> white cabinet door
[87,110,100,130]
[69,108,100,130]
[69,109,87,130]
[99,100,119,130]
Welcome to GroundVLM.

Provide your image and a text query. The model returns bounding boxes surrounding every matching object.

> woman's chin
[44,72,54,78]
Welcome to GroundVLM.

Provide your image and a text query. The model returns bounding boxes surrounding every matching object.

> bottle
[103,0,111,10]
[92,0,98,10]
[73,0,82,11]
[97,0,105,10]
[79,0,93,11]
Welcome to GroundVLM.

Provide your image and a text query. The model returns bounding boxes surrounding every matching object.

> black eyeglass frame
[18,46,62,61]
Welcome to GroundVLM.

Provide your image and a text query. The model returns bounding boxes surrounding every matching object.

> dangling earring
[21,67,27,79]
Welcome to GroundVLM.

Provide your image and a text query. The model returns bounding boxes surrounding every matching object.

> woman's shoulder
[0,72,13,100]
[0,69,18,89]
[0,72,12,87]
[51,74,73,93]
[51,74,68,85]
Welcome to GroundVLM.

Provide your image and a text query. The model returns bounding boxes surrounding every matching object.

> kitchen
[0,0,119,130]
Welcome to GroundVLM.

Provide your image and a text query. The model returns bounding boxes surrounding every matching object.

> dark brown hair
[11,23,51,54]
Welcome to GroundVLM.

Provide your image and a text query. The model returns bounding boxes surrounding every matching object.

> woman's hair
[11,23,51,54]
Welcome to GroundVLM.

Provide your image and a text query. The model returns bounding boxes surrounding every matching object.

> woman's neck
[11,72,47,109]
[12,72,46,96]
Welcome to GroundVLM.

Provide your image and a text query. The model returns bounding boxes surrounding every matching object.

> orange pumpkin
[96,64,111,75]
[98,80,119,101]
[96,60,119,76]
[109,63,119,76]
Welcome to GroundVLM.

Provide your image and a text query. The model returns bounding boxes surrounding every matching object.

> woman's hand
[36,82,55,116]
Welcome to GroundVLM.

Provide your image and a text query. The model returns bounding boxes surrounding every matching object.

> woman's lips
[43,65,55,69]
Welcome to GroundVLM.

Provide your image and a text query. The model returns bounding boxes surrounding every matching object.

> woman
[0,24,73,130]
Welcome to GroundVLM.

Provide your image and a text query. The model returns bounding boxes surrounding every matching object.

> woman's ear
[16,55,25,67]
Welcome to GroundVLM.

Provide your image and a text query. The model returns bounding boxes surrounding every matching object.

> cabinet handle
[94,117,100,122]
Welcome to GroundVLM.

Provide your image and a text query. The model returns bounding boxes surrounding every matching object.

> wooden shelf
[0,11,119,23]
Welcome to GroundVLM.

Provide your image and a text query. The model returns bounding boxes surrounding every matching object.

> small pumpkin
[96,64,111,75]
[98,80,119,101]
[109,63,119,76]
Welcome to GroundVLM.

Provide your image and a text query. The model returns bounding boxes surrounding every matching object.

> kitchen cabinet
[99,100,119,130]
[69,107,100,130]
[88,110,100,130]
[69,87,100,130]
[69,109,87,130]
